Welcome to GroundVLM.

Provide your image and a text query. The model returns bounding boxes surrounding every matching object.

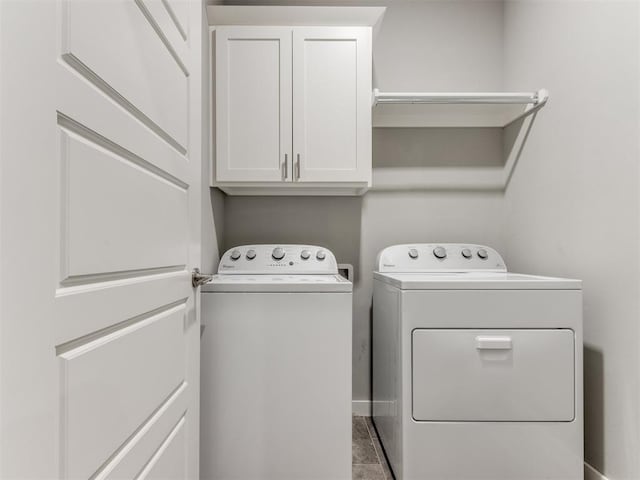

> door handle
[283,154,288,180]
[475,336,512,350]
[295,154,301,180]
[192,268,213,288]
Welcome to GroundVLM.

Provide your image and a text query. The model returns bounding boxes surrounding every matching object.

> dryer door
[412,329,575,422]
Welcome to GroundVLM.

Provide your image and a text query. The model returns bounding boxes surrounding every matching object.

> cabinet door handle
[283,154,288,180]
[296,154,301,180]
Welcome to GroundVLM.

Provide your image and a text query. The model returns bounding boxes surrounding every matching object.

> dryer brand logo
[221,264,236,269]
[383,264,396,268]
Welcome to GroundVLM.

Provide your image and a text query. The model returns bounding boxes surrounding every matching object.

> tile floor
[352,416,394,480]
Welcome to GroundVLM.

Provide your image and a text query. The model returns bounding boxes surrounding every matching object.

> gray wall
[503,2,640,478]
[219,0,507,405]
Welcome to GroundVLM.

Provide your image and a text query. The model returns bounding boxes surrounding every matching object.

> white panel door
[0,1,204,478]
[292,27,372,183]
[215,26,293,182]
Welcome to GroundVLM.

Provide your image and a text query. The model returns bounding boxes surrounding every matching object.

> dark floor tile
[365,417,395,480]
[353,416,370,440]
[370,431,394,479]
[364,416,376,436]
[381,457,394,479]
[352,437,379,464]
[352,464,385,480]
[381,463,394,480]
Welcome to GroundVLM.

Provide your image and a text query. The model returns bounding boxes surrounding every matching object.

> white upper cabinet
[215,27,292,183]
[210,8,380,196]
[293,27,371,184]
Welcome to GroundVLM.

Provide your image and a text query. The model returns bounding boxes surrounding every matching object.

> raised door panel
[163,0,189,41]
[59,305,186,479]
[215,26,292,182]
[63,0,188,152]
[293,27,371,184]
[140,421,187,480]
[103,386,188,480]
[60,128,189,281]
[138,0,189,67]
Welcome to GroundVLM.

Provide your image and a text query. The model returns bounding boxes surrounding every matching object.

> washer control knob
[408,248,419,259]
[300,250,311,260]
[433,246,447,259]
[316,250,326,261]
[230,249,241,261]
[246,249,256,260]
[461,248,472,259]
[477,248,489,260]
[272,247,285,261]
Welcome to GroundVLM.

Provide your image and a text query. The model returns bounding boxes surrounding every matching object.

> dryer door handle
[475,336,513,350]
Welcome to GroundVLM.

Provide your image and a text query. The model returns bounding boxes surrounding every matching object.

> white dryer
[201,245,352,480]
[372,244,583,480]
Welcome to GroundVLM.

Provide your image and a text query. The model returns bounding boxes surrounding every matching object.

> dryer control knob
[272,247,285,261]
[246,249,256,260]
[408,248,419,259]
[300,250,311,260]
[477,248,488,260]
[433,246,447,259]
[230,249,241,261]
[461,248,472,259]
[316,250,326,261]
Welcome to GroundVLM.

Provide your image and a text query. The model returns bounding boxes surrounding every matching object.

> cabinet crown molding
[207,5,386,30]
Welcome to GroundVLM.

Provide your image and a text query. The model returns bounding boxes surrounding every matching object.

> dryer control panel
[376,244,506,273]
[218,245,338,275]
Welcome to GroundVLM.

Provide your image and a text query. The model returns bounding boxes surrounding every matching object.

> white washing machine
[372,244,583,480]
[201,245,352,480]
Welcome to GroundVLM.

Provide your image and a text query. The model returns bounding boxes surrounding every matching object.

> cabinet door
[292,27,371,183]
[215,27,292,182]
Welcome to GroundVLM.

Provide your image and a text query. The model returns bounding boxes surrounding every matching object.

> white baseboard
[352,400,371,416]
[584,463,608,480]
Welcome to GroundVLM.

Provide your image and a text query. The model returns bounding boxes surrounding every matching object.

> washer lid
[202,274,352,293]
[374,271,581,290]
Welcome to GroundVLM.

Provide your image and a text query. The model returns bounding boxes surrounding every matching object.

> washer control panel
[376,244,506,273]
[218,245,338,274]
